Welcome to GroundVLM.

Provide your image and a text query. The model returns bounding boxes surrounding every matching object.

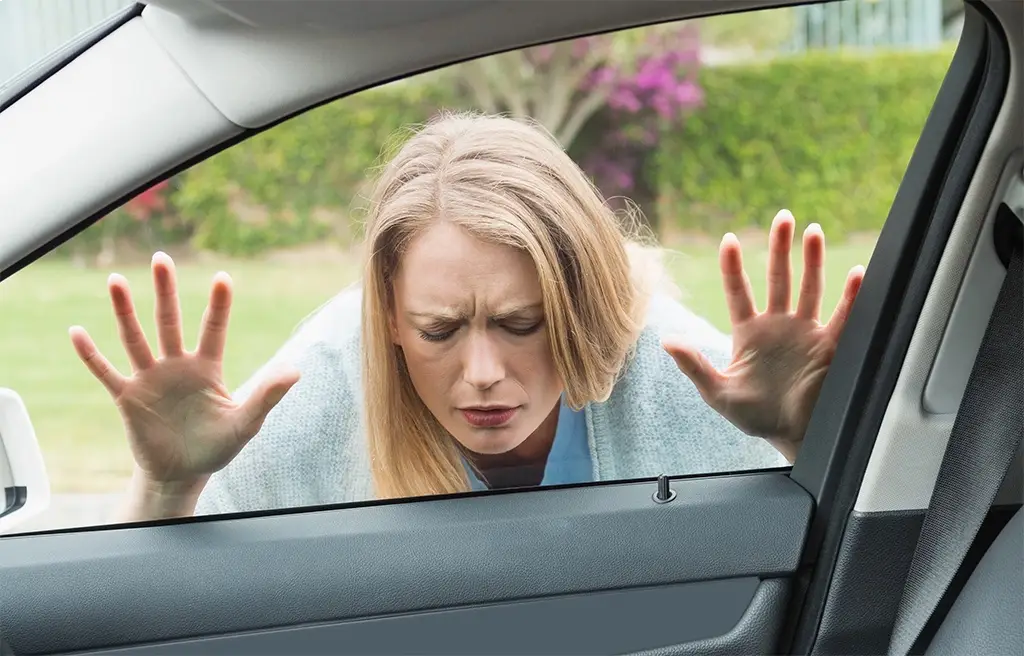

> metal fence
[789,0,947,52]
[0,0,133,86]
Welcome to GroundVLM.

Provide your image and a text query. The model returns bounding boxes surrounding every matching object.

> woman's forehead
[400,222,533,275]
[394,222,543,313]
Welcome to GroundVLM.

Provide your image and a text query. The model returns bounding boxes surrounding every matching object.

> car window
[0,2,962,533]
[0,0,134,89]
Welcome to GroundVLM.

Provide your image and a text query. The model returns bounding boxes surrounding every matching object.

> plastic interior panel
[0,17,241,273]
[810,510,926,655]
[66,579,783,656]
[0,441,12,491]
[140,0,813,129]
[630,578,791,656]
[856,152,1023,514]
[0,473,812,655]
[854,0,1023,513]
[923,152,1024,415]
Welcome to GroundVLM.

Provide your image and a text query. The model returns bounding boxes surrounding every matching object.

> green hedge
[170,82,454,255]
[653,48,955,237]
[163,49,955,256]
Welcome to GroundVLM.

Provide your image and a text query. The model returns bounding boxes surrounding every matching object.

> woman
[69,113,864,521]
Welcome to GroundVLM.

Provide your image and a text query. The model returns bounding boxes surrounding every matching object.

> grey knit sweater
[195,286,788,514]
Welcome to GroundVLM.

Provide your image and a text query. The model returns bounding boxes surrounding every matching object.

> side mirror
[0,388,50,534]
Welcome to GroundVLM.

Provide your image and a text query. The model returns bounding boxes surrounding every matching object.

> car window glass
[0,1,963,533]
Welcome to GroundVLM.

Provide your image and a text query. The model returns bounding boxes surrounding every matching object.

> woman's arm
[644,298,793,468]
[193,288,372,516]
[658,215,864,463]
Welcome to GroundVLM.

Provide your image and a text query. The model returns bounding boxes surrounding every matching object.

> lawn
[0,235,874,493]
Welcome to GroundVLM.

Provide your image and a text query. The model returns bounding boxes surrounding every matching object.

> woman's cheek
[513,332,558,378]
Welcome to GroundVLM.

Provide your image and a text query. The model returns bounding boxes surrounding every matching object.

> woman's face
[390,221,564,455]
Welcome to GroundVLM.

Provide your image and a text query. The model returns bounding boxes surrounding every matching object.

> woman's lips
[460,406,519,428]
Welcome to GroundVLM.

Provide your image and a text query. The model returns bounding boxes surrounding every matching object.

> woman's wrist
[763,436,801,464]
[116,468,208,522]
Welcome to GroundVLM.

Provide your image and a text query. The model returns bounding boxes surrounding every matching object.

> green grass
[0,236,874,493]
[661,230,877,331]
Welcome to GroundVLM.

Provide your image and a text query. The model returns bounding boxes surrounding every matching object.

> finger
[795,223,826,321]
[107,274,157,372]
[197,272,233,361]
[662,337,726,403]
[766,210,795,313]
[825,265,866,342]
[69,326,127,397]
[233,366,302,443]
[152,252,185,358]
[719,232,757,323]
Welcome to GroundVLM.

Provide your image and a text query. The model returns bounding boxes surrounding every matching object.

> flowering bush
[655,47,955,237]
[121,180,170,221]
[448,25,704,233]
[576,25,704,231]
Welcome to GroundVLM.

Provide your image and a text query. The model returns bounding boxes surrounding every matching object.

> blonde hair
[361,112,664,499]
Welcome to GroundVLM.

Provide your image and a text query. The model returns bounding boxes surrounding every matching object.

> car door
[0,0,1019,654]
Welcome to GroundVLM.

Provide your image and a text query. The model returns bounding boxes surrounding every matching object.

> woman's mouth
[460,406,520,428]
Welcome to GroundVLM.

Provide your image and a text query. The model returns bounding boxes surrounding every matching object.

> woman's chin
[456,427,528,456]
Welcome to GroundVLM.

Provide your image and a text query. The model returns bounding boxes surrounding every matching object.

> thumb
[233,365,302,442]
[662,337,725,402]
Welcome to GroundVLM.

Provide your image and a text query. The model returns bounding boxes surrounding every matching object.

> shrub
[651,48,955,237]
[170,82,455,255]
[131,48,956,258]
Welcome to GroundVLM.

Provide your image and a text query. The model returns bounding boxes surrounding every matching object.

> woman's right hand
[70,252,300,507]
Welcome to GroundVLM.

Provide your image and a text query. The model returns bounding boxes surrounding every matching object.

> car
[0,1,1020,654]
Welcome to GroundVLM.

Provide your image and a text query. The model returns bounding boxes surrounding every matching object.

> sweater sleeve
[603,294,790,475]
[194,288,372,516]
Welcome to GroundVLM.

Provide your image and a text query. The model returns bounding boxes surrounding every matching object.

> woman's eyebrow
[406,309,466,321]
[490,302,544,321]
[406,302,543,322]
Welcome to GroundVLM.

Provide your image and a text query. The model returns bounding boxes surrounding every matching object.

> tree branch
[461,60,499,113]
[490,52,531,118]
[556,83,613,147]
[534,43,578,137]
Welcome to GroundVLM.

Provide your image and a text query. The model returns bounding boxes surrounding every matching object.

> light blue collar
[464,396,592,490]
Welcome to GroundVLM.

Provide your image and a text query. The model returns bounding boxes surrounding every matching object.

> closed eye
[418,327,457,343]
[501,321,543,336]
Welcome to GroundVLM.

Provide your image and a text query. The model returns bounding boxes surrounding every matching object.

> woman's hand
[70,252,300,503]
[663,210,864,462]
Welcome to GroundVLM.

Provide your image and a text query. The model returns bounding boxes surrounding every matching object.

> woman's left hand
[663,209,865,463]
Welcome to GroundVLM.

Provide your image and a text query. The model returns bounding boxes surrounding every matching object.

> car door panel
[67,579,788,656]
[0,473,808,654]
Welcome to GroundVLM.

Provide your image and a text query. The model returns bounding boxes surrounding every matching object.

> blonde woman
[70,114,865,521]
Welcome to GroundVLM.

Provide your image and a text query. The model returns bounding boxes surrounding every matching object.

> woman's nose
[462,332,505,390]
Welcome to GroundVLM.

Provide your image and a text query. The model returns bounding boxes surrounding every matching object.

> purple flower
[589,66,616,88]
[573,25,704,200]
[609,88,642,112]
